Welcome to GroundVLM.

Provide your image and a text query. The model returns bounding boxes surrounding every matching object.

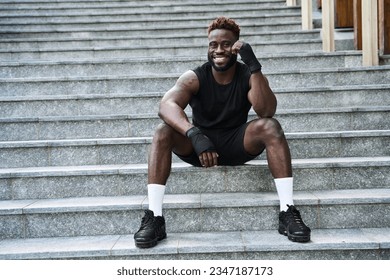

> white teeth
[214,57,225,63]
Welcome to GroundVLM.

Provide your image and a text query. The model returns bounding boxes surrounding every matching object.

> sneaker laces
[284,205,306,229]
[139,210,155,229]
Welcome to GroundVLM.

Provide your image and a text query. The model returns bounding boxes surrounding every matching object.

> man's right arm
[158,70,218,167]
[158,70,198,136]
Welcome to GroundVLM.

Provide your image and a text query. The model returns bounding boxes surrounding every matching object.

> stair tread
[2,65,390,81]
[0,156,389,178]
[0,49,359,66]
[1,188,390,215]
[2,83,389,101]
[0,129,388,145]
[1,106,388,122]
[0,227,389,259]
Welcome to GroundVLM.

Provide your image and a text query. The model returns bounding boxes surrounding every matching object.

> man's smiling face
[207,29,238,72]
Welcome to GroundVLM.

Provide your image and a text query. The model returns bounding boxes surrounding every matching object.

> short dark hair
[207,17,240,40]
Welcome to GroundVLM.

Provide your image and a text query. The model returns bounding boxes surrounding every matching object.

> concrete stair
[0,0,389,260]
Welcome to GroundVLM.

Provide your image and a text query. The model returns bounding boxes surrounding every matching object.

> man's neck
[212,63,236,85]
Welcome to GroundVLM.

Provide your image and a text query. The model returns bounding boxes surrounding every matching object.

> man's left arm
[248,72,277,118]
[233,41,277,118]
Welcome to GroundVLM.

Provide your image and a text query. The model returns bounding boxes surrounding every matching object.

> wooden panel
[379,0,390,54]
[335,0,354,28]
[356,0,390,54]
[361,0,379,66]
[353,0,362,50]
[322,0,335,52]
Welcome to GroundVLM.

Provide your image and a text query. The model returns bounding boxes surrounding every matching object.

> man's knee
[252,118,284,138]
[153,123,176,145]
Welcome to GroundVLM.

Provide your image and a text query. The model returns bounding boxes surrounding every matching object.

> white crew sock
[147,184,166,216]
[274,177,294,212]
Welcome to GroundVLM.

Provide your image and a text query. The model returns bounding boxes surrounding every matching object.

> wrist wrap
[239,42,262,73]
[186,127,216,156]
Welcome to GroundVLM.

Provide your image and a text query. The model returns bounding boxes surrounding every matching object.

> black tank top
[191,62,252,129]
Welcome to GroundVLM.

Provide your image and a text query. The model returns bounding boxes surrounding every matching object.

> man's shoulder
[192,62,211,80]
[193,61,211,72]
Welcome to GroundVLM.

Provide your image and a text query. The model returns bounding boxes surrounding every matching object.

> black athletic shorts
[175,122,265,167]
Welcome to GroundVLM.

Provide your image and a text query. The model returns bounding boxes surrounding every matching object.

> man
[134,17,311,248]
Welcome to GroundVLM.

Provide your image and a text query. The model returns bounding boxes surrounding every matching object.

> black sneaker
[278,205,311,242]
[134,209,167,248]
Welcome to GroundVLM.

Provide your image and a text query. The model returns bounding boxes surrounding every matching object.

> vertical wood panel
[353,0,362,50]
[335,0,354,28]
[322,0,335,52]
[379,0,390,54]
[362,0,379,66]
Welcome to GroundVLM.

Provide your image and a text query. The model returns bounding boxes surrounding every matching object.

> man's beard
[208,53,237,72]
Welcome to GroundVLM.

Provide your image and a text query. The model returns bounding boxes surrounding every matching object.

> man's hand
[198,151,219,168]
[186,127,218,167]
[231,40,244,55]
[232,41,262,73]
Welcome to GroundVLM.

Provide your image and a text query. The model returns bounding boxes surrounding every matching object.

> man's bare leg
[244,118,294,210]
[243,118,311,242]
[244,118,292,179]
[148,123,193,185]
[134,123,193,248]
[147,123,193,216]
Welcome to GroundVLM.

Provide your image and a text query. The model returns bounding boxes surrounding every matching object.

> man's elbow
[158,101,168,120]
[254,105,276,118]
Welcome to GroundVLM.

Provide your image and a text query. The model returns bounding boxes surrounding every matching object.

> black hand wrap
[239,42,262,73]
[186,127,216,156]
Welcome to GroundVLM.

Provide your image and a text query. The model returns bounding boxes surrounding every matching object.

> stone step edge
[0,30,319,46]
[0,38,320,54]
[0,129,389,148]
[0,19,301,32]
[0,227,388,260]
[0,156,389,179]
[0,0,286,9]
[0,11,302,23]
[1,188,390,216]
[0,49,357,67]
[1,106,388,123]
[2,66,389,83]
[2,82,386,103]
[0,2,296,14]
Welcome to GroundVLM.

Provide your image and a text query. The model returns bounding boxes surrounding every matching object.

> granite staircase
[0,0,389,259]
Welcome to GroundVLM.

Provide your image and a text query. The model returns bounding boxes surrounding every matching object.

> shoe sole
[135,238,158,248]
[278,228,310,243]
[135,233,167,249]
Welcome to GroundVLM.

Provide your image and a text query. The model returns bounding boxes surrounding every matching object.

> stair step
[0,30,320,52]
[1,84,389,119]
[0,0,285,10]
[1,227,388,260]
[1,188,389,239]
[0,130,388,168]
[1,66,389,96]
[1,20,302,33]
[0,38,320,61]
[0,157,389,199]
[1,12,302,28]
[0,20,302,39]
[0,1,293,17]
[1,107,388,141]
[0,51,362,78]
